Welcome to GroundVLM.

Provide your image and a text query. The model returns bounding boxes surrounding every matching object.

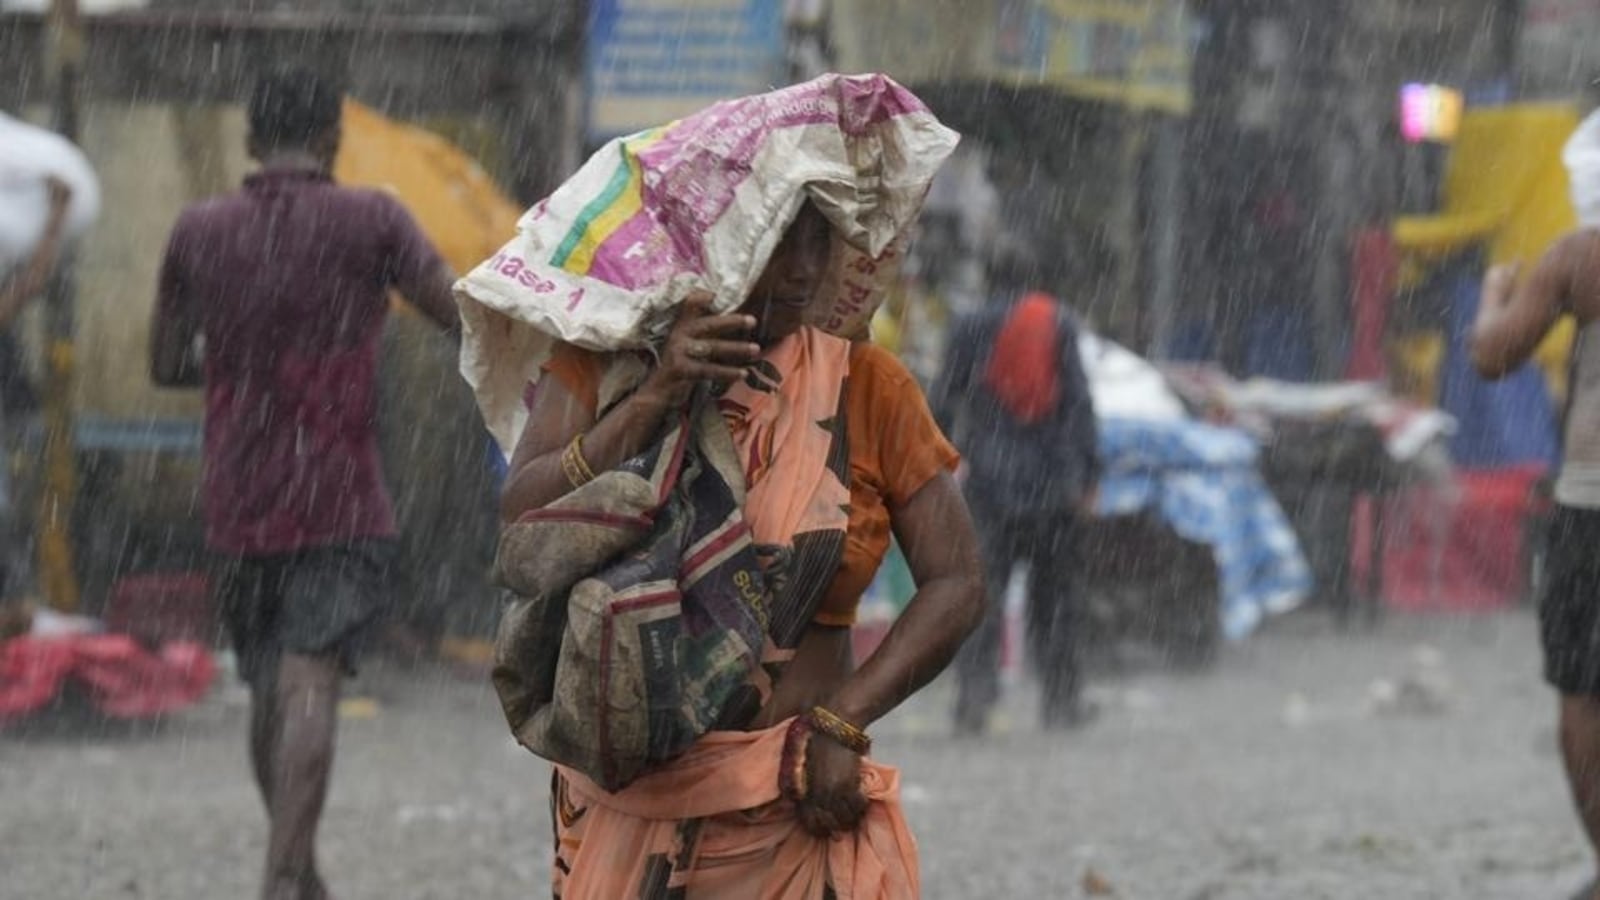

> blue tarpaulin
[1095,417,1312,640]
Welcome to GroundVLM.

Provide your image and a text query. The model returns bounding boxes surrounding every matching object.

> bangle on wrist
[780,717,812,802]
[560,433,597,488]
[804,705,871,756]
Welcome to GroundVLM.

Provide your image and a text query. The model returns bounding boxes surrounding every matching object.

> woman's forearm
[823,572,984,728]
[499,385,679,522]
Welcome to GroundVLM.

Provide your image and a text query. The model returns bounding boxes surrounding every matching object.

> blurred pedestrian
[149,69,459,900]
[1474,240,1600,900]
[0,175,72,328]
[0,174,72,618]
[931,245,1101,735]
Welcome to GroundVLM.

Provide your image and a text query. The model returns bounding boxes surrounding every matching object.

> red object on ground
[0,637,75,722]
[0,635,216,725]
[103,572,216,646]
[1354,465,1545,612]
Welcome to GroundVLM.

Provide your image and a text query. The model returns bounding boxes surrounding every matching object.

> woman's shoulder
[844,342,938,435]
[845,341,959,503]
[849,341,919,394]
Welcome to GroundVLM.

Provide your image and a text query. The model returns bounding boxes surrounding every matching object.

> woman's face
[739,200,832,348]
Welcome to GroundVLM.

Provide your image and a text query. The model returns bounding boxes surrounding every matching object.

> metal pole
[38,0,82,612]
[1147,113,1184,360]
[1113,117,1148,344]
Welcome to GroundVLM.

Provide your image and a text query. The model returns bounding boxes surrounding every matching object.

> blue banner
[587,0,786,142]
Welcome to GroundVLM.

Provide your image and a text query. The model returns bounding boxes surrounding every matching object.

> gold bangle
[562,452,589,488]
[806,705,871,756]
[561,434,596,488]
[570,433,596,481]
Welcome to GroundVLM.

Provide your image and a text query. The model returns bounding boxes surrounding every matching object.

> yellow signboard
[989,0,1192,113]
[832,0,1191,114]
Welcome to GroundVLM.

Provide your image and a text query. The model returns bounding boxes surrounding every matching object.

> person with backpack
[931,246,1101,735]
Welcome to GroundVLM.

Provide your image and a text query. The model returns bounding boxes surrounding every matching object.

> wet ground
[0,608,1587,899]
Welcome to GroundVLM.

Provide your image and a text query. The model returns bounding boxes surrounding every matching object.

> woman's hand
[637,291,761,408]
[499,294,760,520]
[796,735,868,837]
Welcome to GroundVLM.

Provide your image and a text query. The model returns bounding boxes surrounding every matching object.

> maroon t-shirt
[157,169,444,556]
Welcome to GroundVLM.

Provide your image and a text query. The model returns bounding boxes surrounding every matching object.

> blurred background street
[2,609,1583,899]
[5,1,1600,897]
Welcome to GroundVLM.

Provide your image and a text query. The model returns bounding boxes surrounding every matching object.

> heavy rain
[0,1,1595,898]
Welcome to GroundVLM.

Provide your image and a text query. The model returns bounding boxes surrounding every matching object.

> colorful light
[1400,83,1464,144]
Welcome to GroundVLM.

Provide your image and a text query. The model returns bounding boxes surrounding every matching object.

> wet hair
[248,69,341,152]
[986,240,1042,295]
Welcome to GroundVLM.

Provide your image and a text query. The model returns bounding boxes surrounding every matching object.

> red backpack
[983,292,1062,425]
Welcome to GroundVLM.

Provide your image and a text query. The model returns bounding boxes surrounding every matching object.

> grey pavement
[0,609,1587,899]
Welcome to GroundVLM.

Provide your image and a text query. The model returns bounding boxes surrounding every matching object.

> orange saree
[549,327,919,899]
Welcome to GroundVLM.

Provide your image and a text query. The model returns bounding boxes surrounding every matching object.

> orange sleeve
[540,342,603,416]
[854,344,961,508]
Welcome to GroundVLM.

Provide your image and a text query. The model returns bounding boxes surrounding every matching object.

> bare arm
[1471,241,1575,380]
[381,195,461,336]
[0,178,72,330]
[823,471,985,727]
[395,258,462,336]
[793,469,984,836]
[500,371,674,522]
[499,295,760,522]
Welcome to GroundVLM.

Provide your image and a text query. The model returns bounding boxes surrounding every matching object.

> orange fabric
[539,341,959,626]
[717,329,853,552]
[538,340,606,407]
[816,343,959,625]
[552,721,919,899]
[983,292,1061,424]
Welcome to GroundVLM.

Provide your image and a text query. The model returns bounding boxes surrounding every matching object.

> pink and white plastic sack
[455,73,959,453]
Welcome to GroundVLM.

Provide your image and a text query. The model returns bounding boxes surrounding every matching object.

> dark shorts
[1541,505,1600,695]
[213,540,395,687]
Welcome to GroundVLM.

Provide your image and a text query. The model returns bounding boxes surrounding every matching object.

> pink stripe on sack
[680,520,752,579]
[609,590,682,616]
[596,587,681,787]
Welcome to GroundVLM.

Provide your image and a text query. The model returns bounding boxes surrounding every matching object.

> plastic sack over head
[1565,107,1600,228]
[0,113,100,277]
[456,73,960,454]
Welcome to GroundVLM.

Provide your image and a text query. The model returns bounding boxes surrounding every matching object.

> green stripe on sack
[550,147,638,269]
